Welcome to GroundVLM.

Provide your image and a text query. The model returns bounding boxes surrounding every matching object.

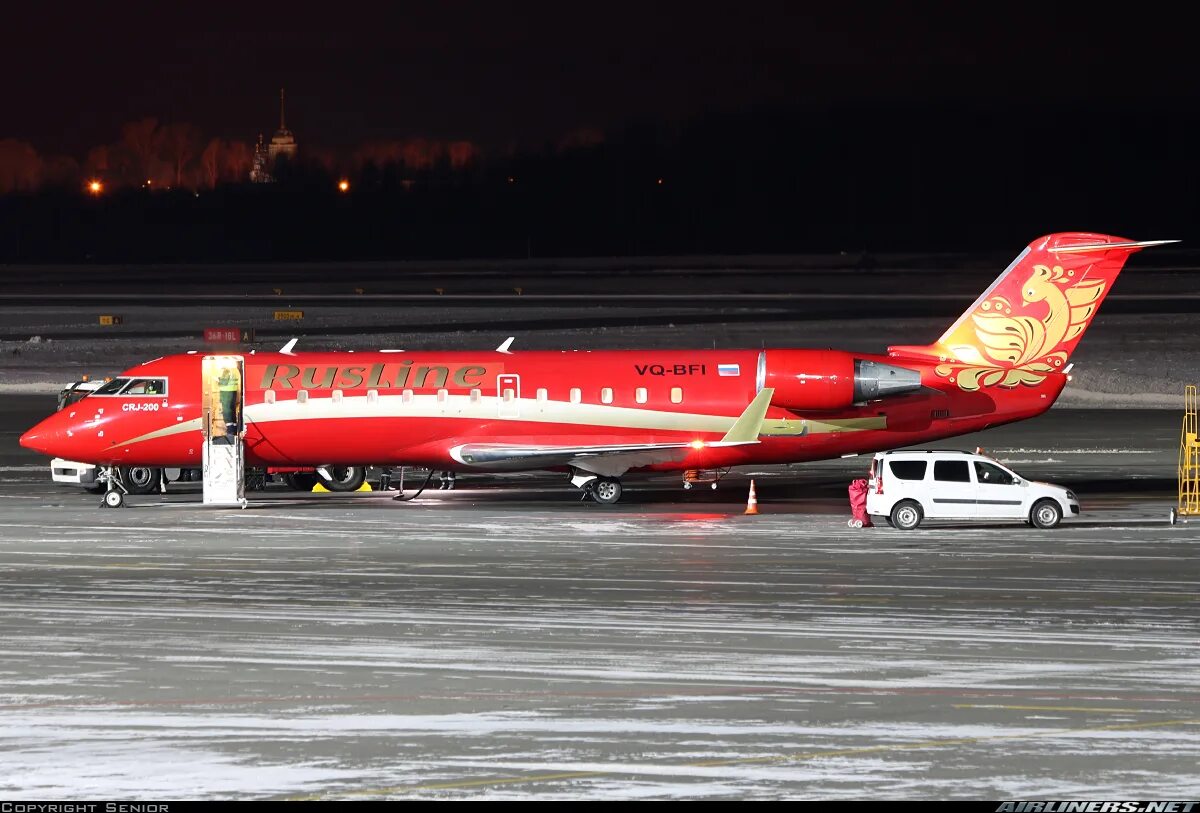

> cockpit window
[92,378,130,395]
[122,378,167,396]
[89,377,168,396]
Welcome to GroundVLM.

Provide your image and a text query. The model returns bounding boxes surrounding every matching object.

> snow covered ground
[0,490,1196,800]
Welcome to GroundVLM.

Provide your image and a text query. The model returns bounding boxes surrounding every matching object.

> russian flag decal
[718,363,740,377]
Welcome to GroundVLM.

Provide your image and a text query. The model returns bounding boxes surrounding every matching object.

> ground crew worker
[218,366,239,437]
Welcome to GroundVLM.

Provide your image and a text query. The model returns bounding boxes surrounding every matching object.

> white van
[865,450,1079,530]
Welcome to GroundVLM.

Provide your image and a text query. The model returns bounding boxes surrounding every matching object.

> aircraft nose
[20,416,65,457]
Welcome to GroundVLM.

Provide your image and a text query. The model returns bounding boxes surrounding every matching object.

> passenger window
[297,390,309,404]
[933,460,970,482]
[570,388,582,404]
[975,461,1015,485]
[265,390,276,404]
[601,387,613,404]
[437,389,448,403]
[402,389,413,403]
[536,388,548,402]
[670,387,683,404]
[470,388,481,403]
[888,460,927,480]
[635,387,648,404]
[332,389,343,403]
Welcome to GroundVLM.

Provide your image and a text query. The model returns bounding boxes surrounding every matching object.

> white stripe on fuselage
[112,393,875,449]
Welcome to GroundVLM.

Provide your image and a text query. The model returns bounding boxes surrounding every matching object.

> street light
[87,180,103,195]
[338,179,350,193]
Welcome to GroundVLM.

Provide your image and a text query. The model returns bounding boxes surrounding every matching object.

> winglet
[280,338,298,355]
[496,336,515,354]
[721,388,774,443]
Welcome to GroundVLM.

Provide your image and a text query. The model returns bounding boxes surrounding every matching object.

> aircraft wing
[448,388,774,477]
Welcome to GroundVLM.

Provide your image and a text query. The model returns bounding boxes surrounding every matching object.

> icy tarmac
[0,404,1198,799]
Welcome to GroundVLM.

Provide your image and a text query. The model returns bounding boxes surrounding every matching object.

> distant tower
[268,87,298,164]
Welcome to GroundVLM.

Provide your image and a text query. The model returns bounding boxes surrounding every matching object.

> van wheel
[1031,499,1062,529]
[890,500,923,530]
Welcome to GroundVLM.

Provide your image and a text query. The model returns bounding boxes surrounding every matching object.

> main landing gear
[572,471,624,504]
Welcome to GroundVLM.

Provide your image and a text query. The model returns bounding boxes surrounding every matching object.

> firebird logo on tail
[936,263,1103,392]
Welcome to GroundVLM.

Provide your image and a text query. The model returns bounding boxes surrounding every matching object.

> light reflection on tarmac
[0,399,1197,799]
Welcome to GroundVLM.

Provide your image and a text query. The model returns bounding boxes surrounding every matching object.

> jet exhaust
[853,359,922,402]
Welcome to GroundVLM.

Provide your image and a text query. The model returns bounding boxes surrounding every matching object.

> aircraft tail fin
[887,233,1175,389]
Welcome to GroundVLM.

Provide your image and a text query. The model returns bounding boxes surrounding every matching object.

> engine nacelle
[763,350,922,411]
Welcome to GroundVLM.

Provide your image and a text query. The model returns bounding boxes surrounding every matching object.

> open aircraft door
[202,355,246,507]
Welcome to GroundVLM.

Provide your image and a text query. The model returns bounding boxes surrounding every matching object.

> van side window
[975,461,1015,485]
[888,460,927,480]
[933,460,971,482]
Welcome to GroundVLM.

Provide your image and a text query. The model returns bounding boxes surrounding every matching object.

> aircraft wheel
[121,466,160,495]
[318,466,366,492]
[1031,499,1062,529]
[103,490,124,508]
[284,472,320,491]
[591,477,623,505]
[890,500,923,531]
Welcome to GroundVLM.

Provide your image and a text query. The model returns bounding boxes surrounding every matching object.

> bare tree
[224,140,252,182]
[161,123,200,188]
[0,139,43,194]
[120,118,161,182]
[200,138,222,188]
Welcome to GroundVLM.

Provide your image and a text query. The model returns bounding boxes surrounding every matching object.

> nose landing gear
[97,465,128,508]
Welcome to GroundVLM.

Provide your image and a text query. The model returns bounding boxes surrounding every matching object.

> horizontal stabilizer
[1048,239,1179,254]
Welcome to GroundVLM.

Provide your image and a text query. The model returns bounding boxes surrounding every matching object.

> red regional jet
[19,232,1173,506]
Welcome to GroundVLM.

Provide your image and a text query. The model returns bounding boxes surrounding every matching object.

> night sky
[4,3,1193,157]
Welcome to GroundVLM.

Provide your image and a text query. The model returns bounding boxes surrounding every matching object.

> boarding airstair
[1177,385,1199,522]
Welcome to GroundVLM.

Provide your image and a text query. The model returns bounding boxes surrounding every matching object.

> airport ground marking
[288,716,1200,799]
[952,703,1177,714]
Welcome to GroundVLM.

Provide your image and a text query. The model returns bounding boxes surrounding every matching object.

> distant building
[249,89,298,183]
[249,133,271,183]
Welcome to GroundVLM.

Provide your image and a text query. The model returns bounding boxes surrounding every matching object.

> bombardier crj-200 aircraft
[20,233,1173,505]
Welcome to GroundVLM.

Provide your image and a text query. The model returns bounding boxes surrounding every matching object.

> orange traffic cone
[744,479,759,515]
